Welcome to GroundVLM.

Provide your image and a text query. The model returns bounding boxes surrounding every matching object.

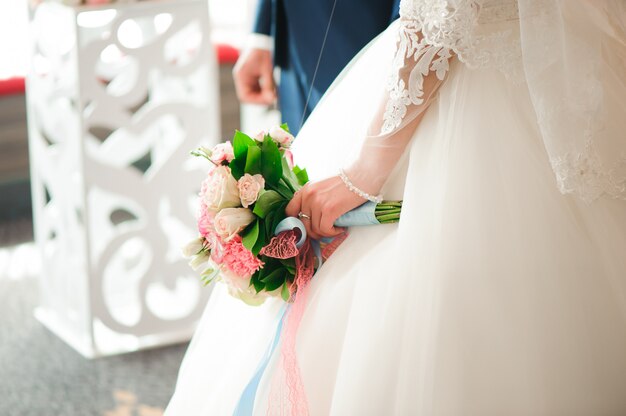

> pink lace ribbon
[266,240,316,415]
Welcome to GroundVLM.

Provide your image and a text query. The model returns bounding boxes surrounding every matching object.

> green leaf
[270,201,288,233]
[253,190,285,219]
[293,165,309,186]
[281,281,291,302]
[244,145,262,175]
[258,257,279,277]
[241,219,259,251]
[264,209,277,238]
[280,157,300,192]
[233,131,256,159]
[251,223,267,256]
[268,181,294,199]
[280,123,291,133]
[260,137,283,186]
[261,268,286,292]
[230,154,246,180]
[279,257,297,273]
[250,271,264,293]
[259,267,280,283]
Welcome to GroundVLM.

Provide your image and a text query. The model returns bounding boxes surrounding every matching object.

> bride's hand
[285,176,364,240]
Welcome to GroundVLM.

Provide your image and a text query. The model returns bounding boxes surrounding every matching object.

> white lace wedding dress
[166,1,626,414]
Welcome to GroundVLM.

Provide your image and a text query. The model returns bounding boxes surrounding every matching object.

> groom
[233,0,401,135]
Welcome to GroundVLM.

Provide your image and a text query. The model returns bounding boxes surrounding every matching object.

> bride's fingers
[310,207,325,239]
[319,212,345,238]
[298,190,321,240]
[285,191,302,217]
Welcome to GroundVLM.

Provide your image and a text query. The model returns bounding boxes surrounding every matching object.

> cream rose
[268,125,295,148]
[220,269,269,306]
[238,174,265,208]
[201,166,241,211]
[213,208,255,240]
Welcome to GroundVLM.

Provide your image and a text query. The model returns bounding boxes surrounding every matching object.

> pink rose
[283,149,294,169]
[269,125,295,148]
[200,166,241,211]
[210,142,234,164]
[213,208,255,240]
[253,130,267,141]
[238,174,265,208]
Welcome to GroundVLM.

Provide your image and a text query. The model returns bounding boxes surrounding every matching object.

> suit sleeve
[252,0,272,36]
[389,0,401,23]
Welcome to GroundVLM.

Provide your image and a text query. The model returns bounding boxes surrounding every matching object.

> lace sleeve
[342,14,454,196]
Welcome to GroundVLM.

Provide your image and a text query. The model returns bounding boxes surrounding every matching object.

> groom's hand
[286,177,363,240]
[233,48,276,105]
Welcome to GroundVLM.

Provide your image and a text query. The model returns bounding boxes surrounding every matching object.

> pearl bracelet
[339,169,383,204]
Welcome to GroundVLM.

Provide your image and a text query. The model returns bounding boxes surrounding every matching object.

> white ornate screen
[26,0,219,357]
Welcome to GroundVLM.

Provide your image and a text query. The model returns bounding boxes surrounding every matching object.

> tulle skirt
[166,22,626,415]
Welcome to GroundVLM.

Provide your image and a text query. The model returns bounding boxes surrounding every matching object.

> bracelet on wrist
[339,169,383,204]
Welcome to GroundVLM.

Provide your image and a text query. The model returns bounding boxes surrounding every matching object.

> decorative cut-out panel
[26,0,219,357]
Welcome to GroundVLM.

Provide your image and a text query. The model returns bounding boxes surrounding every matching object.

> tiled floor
[0,274,187,416]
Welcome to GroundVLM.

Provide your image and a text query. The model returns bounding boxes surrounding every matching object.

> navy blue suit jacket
[253,0,400,135]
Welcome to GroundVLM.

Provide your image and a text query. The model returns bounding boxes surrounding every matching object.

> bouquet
[184,125,402,306]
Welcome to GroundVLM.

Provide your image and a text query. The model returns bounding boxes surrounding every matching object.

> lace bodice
[400,0,522,73]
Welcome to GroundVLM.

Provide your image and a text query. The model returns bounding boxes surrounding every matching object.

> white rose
[238,174,265,208]
[268,125,295,148]
[182,237,204,257]
[188,250,209,271]
[213,208,255,240]
[201,166,241,211]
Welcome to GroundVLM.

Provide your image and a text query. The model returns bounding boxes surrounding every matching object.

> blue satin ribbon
[233,303,288,416]
[334,201,380,227]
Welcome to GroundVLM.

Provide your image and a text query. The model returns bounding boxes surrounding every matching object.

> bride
[167,0,626,414]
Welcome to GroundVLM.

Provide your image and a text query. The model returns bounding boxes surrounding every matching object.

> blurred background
[0,0,271,414]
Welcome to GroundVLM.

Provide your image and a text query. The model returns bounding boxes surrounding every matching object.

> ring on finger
[298,212,311,220]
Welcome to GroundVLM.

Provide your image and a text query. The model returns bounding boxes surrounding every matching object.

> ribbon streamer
[233,304,289,416]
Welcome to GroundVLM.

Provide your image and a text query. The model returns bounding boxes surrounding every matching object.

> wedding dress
[166,1,626,414]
